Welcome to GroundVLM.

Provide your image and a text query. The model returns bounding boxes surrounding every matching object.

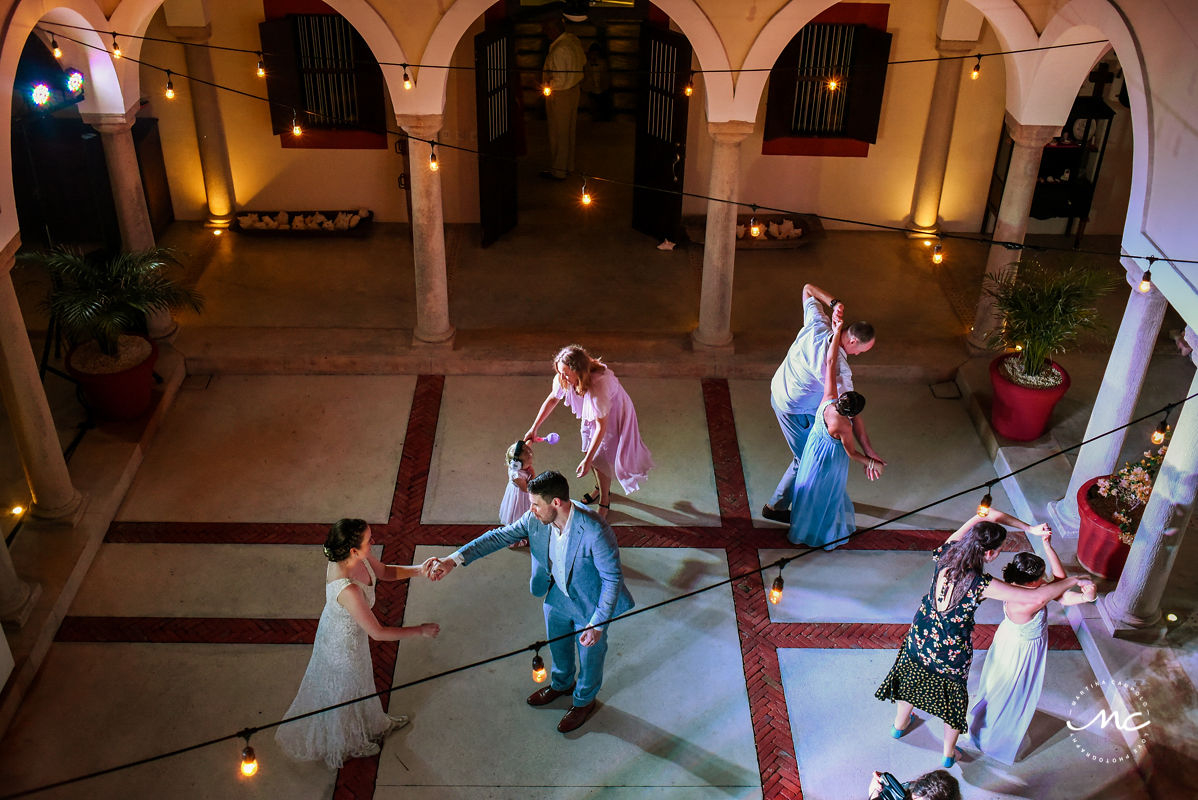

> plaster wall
[682,0,1007,231]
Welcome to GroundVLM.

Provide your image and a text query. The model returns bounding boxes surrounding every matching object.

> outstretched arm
[338,584,440,641]
[822,317,843,404]
[525,391,561,442]
[803,283,839,312]
[946,508,1030,545]
[366,552,435,582]
[984,574,1081,604]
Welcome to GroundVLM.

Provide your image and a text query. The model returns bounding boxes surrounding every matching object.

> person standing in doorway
[541,17,586,180]
[762,283,884,525]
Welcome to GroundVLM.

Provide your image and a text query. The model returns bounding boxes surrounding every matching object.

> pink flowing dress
[552,368,655,492]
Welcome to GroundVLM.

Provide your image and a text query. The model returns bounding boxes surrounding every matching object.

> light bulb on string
[239,739,258,777]
[531,652,547,683]
[1138,269,1152,293]
[977,486,993,518]
[768,573,785,605]
[932,243,944,264]
[429,142,439,171]
[826,77,839,91]
[1152,413,1169,446]
[402,64,412,91]
[971,56,981,80]
[11,505,24,516]
[749,218,761,238]
[51,37,62,59]
[684,73,694,97]
[291,111,302,137]
[111,32,121,59]
[256,53,265,78]
[542,84,552,97]
[580,178,592,206]
[164,71,175,100]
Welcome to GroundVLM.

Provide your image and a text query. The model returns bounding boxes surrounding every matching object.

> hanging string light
[239,735,258,777]
[1138,270,1152,292]
[164,70,175,99]
[402,64,412,90]
[976,485,993,517]
[531,651,548,683]
[684,72,694,97]
[11,505,24,516]
[932,243,944,264]
[256,52,265,78]
[826,77,839,91]
[542,84,552,97]
[749,217,761,238]
[580,178,592,206]
[970,56,981,80]
[768,572,785,605]
[110,32,121,59]
[51,36,62,59]
[291,110,302,137]
[1151,411,1170,445]
[429,141,439,171]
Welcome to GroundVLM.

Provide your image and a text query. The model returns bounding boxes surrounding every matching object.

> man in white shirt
[541,17,586,179]
[427,471,634,733]
[763,283,885,523]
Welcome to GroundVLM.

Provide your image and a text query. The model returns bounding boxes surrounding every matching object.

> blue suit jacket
[458,501,635,630]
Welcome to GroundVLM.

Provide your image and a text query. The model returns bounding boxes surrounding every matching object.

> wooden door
[631,26,691,241]
[474,26,519,247]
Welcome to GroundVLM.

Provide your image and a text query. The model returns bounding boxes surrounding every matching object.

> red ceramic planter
[988,355,1071,441]
[67,339,159,421]
[1076,476,1131,580]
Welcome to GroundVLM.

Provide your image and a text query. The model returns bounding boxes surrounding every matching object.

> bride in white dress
[276,519,440,768]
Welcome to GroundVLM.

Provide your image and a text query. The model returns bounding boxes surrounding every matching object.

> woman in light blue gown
[967,529,1096,763]
[788,317,884,549]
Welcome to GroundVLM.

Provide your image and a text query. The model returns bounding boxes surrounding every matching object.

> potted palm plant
[20,246,203,420]
[983,260,1112,441]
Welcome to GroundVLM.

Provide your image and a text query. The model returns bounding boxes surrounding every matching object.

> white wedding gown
[276,560,391,768]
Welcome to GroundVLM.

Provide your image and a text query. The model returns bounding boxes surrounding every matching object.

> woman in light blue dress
[788,317,883,549]
[967,530,1096,763]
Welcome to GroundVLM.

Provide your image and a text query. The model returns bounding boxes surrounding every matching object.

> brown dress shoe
[527,684,575,706]
[557,701,597,733]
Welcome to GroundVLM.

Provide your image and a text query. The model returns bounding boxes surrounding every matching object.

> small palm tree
[983,259,1113,383]
[20,246,204,358]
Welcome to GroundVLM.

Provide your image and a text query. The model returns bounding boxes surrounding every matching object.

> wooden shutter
[842,25,891,144]
[259,17,301,135]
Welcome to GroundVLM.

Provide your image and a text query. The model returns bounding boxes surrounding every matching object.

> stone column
[171,24,237,227]
[0,235,84,524]
[1099,363,1198,633]
[84,110,174,339]
[1049,266,1167,534]
[0,536,40,627]
[906,40,972,236]
[396,114,455,346]
[692,121,755,351]
[967,115,1060,349]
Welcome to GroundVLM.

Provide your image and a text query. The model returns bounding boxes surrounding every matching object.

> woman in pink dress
[526,345,654,518]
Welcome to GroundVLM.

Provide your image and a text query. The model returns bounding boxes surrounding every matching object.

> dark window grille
[295,14,360,129]
[787,24,854,136]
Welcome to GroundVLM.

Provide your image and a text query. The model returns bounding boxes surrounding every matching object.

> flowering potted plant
[1076,431,1169,579]
[983,260,1112,441]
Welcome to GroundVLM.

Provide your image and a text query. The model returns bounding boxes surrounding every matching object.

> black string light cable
[3,391,1194,800]
[36,19,1107,77]
[36,27,1194,267]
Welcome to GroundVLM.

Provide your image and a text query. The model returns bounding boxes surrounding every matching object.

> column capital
[1,232,20,276]
[396,113,444,140]
[80,106,139,133]
[1004,112,1060,149]
[707,120,755,144]
[165,24,213,43]
[935,39,976,55]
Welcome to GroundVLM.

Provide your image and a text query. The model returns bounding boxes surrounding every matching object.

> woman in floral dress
[875,510,1083,768]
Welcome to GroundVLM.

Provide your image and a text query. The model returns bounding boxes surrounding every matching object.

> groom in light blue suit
[429,470,634,733]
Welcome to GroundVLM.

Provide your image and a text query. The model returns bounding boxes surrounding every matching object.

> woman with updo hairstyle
[876,509,1085,769]
[787,316,883,550]
[525,344,655,518]
[276,519,440,768]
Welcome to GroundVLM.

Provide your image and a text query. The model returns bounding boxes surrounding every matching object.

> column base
[1046,496,1081,538]
[0,580,41,629]
[1097,594,1165,639]
[902,215,940,239]
[690,328,734,353]
[30,489,85,525]
[965,330,996,355]
[413,327,456,348]
[204,212,235,230]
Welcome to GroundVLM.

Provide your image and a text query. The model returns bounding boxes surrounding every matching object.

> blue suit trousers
[768,398,815,511]
[544,582,608,706]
